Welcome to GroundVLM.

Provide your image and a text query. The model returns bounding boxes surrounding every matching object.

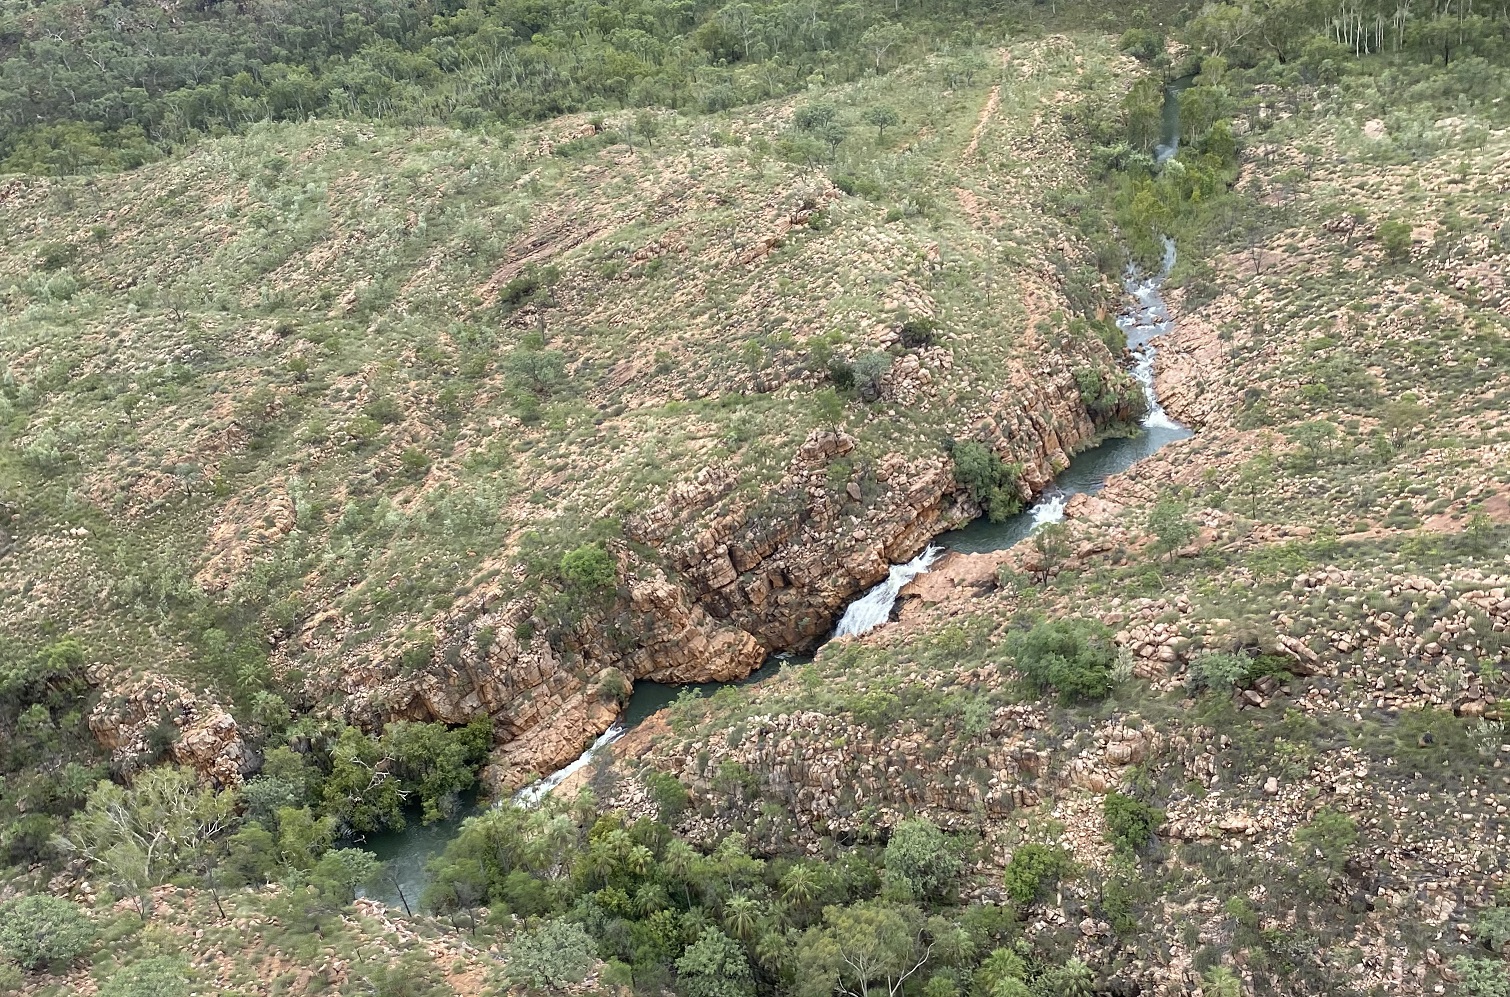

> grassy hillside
[2,0,1509,993]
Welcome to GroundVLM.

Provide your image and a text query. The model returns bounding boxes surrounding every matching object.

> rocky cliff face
[340,365,1127,789]
[87,672,256,787]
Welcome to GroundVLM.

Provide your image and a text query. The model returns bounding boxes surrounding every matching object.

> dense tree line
[0,0,1014,173]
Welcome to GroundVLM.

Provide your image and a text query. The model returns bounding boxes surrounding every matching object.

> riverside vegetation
[1,0,1508,995]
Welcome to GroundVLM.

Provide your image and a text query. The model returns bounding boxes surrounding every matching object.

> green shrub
[853,351,891,402]
[828,358,857,390]
[1292,807,1357,874]
[898,317,938,348]
[0,960,20,995]
[1003,618,1118,703]
[951,441,1025,522]
[1185,651,1249,693]
[506,918,597,991]
[1103,793,1162,854]
[97,955,192,997]
[1475,904,1510,951]
[0,895,96,970]
[1003,843,1073,905]
[1453,957,1510,997]
[883,818,958,902]
[560,544,617,596]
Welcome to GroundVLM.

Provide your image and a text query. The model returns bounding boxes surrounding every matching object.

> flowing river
[365,84,1195,905]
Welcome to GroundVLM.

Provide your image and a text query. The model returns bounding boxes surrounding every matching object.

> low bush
[1103,792,1163,854]
[0,895,96,970]
[1004,618,1118,703]
[1003,843,1074,905]
[1185,651,1249,693]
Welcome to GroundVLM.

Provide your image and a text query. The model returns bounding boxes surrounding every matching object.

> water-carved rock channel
[364,241,1193,905]
[367,83,1196,903]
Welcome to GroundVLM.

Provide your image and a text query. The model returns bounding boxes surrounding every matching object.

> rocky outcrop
[87,672,255,787]
[347,364,1129,789]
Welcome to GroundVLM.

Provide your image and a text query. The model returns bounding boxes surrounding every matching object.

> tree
[383,718,492,823]
[275,805,336,869]
[1004,618,1118,703]
[1002,844,1073,905]
[1103,793,1163,854]
[883,819,957,902]
[507,334,568,398]
[863,106,900,140]
[311,847,382,904]
[646,771,690,823]
[860,24,910,72]
[950,442,1024,522]
[322,727,405,835]
[97,956,193,997]
[780,863,820,912]
[815,121,850,158]
[1148,500,1196,561]
[1034,959,1094,997]
[560,544,617,597]
[852,351,891,402]
[793,103,838,131]
[1376,219,1413,262]
[0,895,96,970]
[1202,966,1242,997]
[1027,522,1070,585]
[814,388,846,436]
[723,893,760,941]
[974,948,1027,996]
[57,767,236,917]
[1234,452,1273,519]
[677,927,755,997]
[796,901,933,997]
[506,919,597,991]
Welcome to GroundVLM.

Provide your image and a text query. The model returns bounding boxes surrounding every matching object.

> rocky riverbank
[367,365,1139,791]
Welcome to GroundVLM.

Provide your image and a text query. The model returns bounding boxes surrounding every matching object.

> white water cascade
[1119,237,1182,432]
[513,723,626,807]
[832,545,944,639]
[1028,489,1068,526]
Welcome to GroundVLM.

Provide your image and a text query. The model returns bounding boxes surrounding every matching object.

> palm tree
[625,844,654,879]
[633,883,669,917]
[779,863,818,910]
[662,839,699,905]
[723,893,760,942]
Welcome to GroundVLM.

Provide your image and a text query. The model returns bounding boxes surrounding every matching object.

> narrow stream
[366,83,1196,905]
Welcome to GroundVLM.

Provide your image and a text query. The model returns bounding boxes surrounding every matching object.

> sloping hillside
[0,36,1143,787]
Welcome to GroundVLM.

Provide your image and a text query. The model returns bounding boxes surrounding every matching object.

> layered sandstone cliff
[341,364,1132,788]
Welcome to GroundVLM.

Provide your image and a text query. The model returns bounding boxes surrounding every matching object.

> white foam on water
[1029,490,1067,526]
[512,723,626,807]
[1118,237,1182,431]
[833,545,943,639]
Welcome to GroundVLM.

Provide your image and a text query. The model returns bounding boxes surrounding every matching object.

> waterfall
[1029,489,1068,526]
[1118,236,1181,432]
[832,545,943,639]
[513,723,626,807]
